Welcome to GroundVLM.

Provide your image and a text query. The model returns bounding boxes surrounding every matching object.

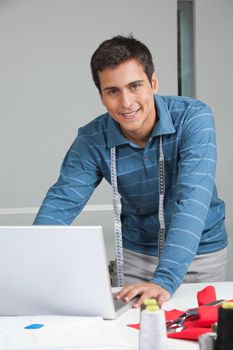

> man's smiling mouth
[120,108,140,119]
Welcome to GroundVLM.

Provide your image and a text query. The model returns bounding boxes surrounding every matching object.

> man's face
[99,59,158,146]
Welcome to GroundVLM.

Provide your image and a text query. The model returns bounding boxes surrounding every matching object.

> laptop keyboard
[113,297,129,311]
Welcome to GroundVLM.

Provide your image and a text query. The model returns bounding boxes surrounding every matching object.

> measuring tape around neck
[110,136,166,287]
[158,136,166,259]
[110,146,125,287]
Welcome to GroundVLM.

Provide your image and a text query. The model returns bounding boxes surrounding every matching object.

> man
[34,35,228,307]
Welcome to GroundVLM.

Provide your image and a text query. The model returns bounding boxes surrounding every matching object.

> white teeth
[121,109,139,117]
[125,111,136,116]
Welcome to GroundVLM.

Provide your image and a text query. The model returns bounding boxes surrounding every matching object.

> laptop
[0,225,133,319]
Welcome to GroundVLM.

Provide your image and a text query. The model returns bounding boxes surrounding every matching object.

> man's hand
[115,282,171,308]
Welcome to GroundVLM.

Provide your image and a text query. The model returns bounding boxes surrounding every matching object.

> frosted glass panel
[177,1,195,97]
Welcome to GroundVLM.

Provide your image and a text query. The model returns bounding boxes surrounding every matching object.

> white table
[112,281,233,350]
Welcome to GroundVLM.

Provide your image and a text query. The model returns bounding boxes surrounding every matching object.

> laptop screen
[0,226,118,318]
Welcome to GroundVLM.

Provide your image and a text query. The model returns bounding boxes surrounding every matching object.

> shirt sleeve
[33,133,103,225]
[151,102,217,295]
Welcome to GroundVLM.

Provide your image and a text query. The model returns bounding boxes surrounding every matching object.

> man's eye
[107,89,118,95]
[130,83,141,91]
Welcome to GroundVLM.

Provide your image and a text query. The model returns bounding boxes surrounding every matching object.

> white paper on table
[0,315,131,350]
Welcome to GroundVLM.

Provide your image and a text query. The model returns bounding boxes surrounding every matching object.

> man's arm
[34,134,103,225]
[152,103,217,293]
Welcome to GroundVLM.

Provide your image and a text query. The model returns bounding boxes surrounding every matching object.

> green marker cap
[146,305,159,312]
[222,301,233,309]
[144,298,158,306]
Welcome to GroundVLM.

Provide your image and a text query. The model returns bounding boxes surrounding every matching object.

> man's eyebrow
[103,80,144,91]
[103,86,119,91]
[128,80,144,86]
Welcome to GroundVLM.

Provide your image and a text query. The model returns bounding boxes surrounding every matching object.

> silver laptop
[0,225,133,319]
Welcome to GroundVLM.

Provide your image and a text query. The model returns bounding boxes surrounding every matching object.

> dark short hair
[90,35,155,93]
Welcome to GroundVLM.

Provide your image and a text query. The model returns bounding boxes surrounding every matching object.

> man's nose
[120,90,134,109]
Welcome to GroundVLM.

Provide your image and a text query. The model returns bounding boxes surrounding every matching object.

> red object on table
[127,285,226,341]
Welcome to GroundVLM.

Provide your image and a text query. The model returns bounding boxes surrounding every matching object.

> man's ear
[151,72,159,93]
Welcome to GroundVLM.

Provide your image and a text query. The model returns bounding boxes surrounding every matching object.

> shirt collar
[107,94,176,147]
[107,117,128,147]
[152,94,176,137]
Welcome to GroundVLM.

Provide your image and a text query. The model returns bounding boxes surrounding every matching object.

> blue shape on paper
[24,323,44,329]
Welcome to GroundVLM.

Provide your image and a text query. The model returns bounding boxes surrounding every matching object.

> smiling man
[34,35,228,307]
[99,58,158,148]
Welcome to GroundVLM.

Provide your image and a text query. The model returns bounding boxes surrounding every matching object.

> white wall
[195,0,233,279]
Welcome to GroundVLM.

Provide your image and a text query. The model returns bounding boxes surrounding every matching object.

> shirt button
[144,155,149,160]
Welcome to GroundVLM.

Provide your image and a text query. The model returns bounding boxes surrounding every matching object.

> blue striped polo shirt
[34,94,227,295]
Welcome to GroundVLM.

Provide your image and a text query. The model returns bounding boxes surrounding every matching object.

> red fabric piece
[197,285,216,306]
[198,305,219,327]
[127,285,223,341]
[127,323,140,330]
[165,309,213,340]
[167,325,212,340]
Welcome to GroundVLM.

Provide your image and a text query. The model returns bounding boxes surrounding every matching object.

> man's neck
[121,130,150,148]
[121,111,157,148]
